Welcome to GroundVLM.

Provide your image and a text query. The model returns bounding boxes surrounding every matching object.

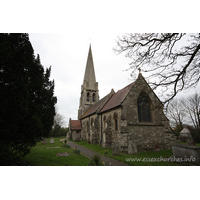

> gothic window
[92,93,96,102]
[87,92,90,102]
[113,113,118,131]
[137,92,152,123]
[91,118,93,127]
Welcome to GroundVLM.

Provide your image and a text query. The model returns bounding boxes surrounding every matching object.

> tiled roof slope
[100,82,135,113]
[81,91,114,119]
[71,120,82,130]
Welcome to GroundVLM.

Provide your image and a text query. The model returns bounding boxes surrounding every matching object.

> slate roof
[100,82,135,113]
[81,93,111,119]
[80,81,135,118]
[70,120,82,130]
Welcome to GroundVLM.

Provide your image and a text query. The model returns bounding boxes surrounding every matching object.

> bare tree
[50,108,67,137]
[166,98,186,130]
[114,33,200,106]
[183,93,200,132]
[53,106,66,128]
[54,113,66,128]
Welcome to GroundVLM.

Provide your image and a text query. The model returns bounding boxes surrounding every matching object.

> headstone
[172,143,200,165]
[66,132,70,140]
[49,138,54,144]
[128,144,133,154]
[128,143,138,154]
[186,139,195,146]
[133,143,138,154]
[112,146,120,155]
[56,152,70,157]
[41,138,47,145]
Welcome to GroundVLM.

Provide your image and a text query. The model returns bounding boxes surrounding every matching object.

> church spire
[78,44,99,119]
[83,44,96,90]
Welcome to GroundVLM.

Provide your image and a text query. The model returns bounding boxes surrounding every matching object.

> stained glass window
[137,93,152,122]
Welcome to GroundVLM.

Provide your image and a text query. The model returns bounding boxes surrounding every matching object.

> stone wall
[81,117,88,140]
[81,114,99,144]
[101,107,122,148]
[72,130,81,141]
[121,74,165,126]
[78,74,175,154]
[90,114,100,144]
[117,74,174,153]
[164,132,178,148]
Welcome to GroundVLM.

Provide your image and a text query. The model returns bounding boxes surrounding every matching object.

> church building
[67,45,176,154]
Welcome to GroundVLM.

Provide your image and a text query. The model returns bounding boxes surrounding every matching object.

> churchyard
[22,137,90,166]
[70,140,180,166]
[22,136,199,166]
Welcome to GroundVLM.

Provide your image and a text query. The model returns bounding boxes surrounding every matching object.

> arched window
[91,118,93,127]
[137,93,152,122]
[92,93,96,102]
[87,92,90,102]
[113,113,118,131]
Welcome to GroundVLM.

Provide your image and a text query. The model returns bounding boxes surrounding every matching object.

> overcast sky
[29,33,200,126]
[2,1,199,128]
[29,33,132,125]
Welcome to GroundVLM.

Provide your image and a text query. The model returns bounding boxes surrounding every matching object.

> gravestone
[128,143,138,154]
[172,143,200,165]
[133,143,138,154]
[128,144,133,154]
[186,139,195,146]
[41,138,47,145]
[112,146,120,155]
[56,152,70,157]
[49,138,54,144]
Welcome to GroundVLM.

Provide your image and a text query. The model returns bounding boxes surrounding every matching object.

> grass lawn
[181,142,200,146]
[22,137,90,166]
[71,140,179,166]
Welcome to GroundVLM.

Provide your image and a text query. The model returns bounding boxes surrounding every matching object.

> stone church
[67,45,176,154]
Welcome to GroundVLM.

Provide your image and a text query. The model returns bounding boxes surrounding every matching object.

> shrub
[76,149,80,155]
[88,154,103,166]
[103,150,108,154]
[64,144,70,148]
[73,147,80,155]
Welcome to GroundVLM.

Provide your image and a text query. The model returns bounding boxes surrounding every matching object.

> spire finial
[138,67,142,75]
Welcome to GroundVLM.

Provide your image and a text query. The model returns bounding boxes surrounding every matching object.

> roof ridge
[99,81,135,113]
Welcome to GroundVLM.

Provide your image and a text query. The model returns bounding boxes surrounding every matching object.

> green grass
[180,142,200,146]
[71,140,179,166]
[22,137,90,166]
